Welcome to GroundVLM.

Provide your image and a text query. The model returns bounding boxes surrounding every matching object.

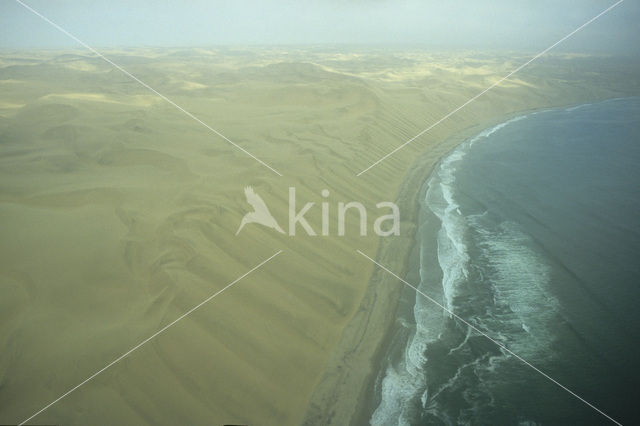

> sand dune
[1,48,638,425]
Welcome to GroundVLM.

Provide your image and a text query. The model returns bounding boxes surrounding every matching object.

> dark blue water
[372,97,640,425]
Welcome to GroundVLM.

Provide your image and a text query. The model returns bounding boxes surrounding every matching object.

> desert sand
[1,48,638,425]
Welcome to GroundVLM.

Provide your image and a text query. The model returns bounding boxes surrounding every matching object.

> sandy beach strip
[300,114,510,425]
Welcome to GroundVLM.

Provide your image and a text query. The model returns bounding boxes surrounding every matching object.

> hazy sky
[1,0,638,53]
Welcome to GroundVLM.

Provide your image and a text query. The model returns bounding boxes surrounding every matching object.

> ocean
[370,97,640,425]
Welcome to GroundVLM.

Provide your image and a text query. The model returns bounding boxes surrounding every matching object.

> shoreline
[361,96,640,425]
[301,99,617,426]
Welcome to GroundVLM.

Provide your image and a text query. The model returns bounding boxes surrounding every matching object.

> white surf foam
[372,113,536,425]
